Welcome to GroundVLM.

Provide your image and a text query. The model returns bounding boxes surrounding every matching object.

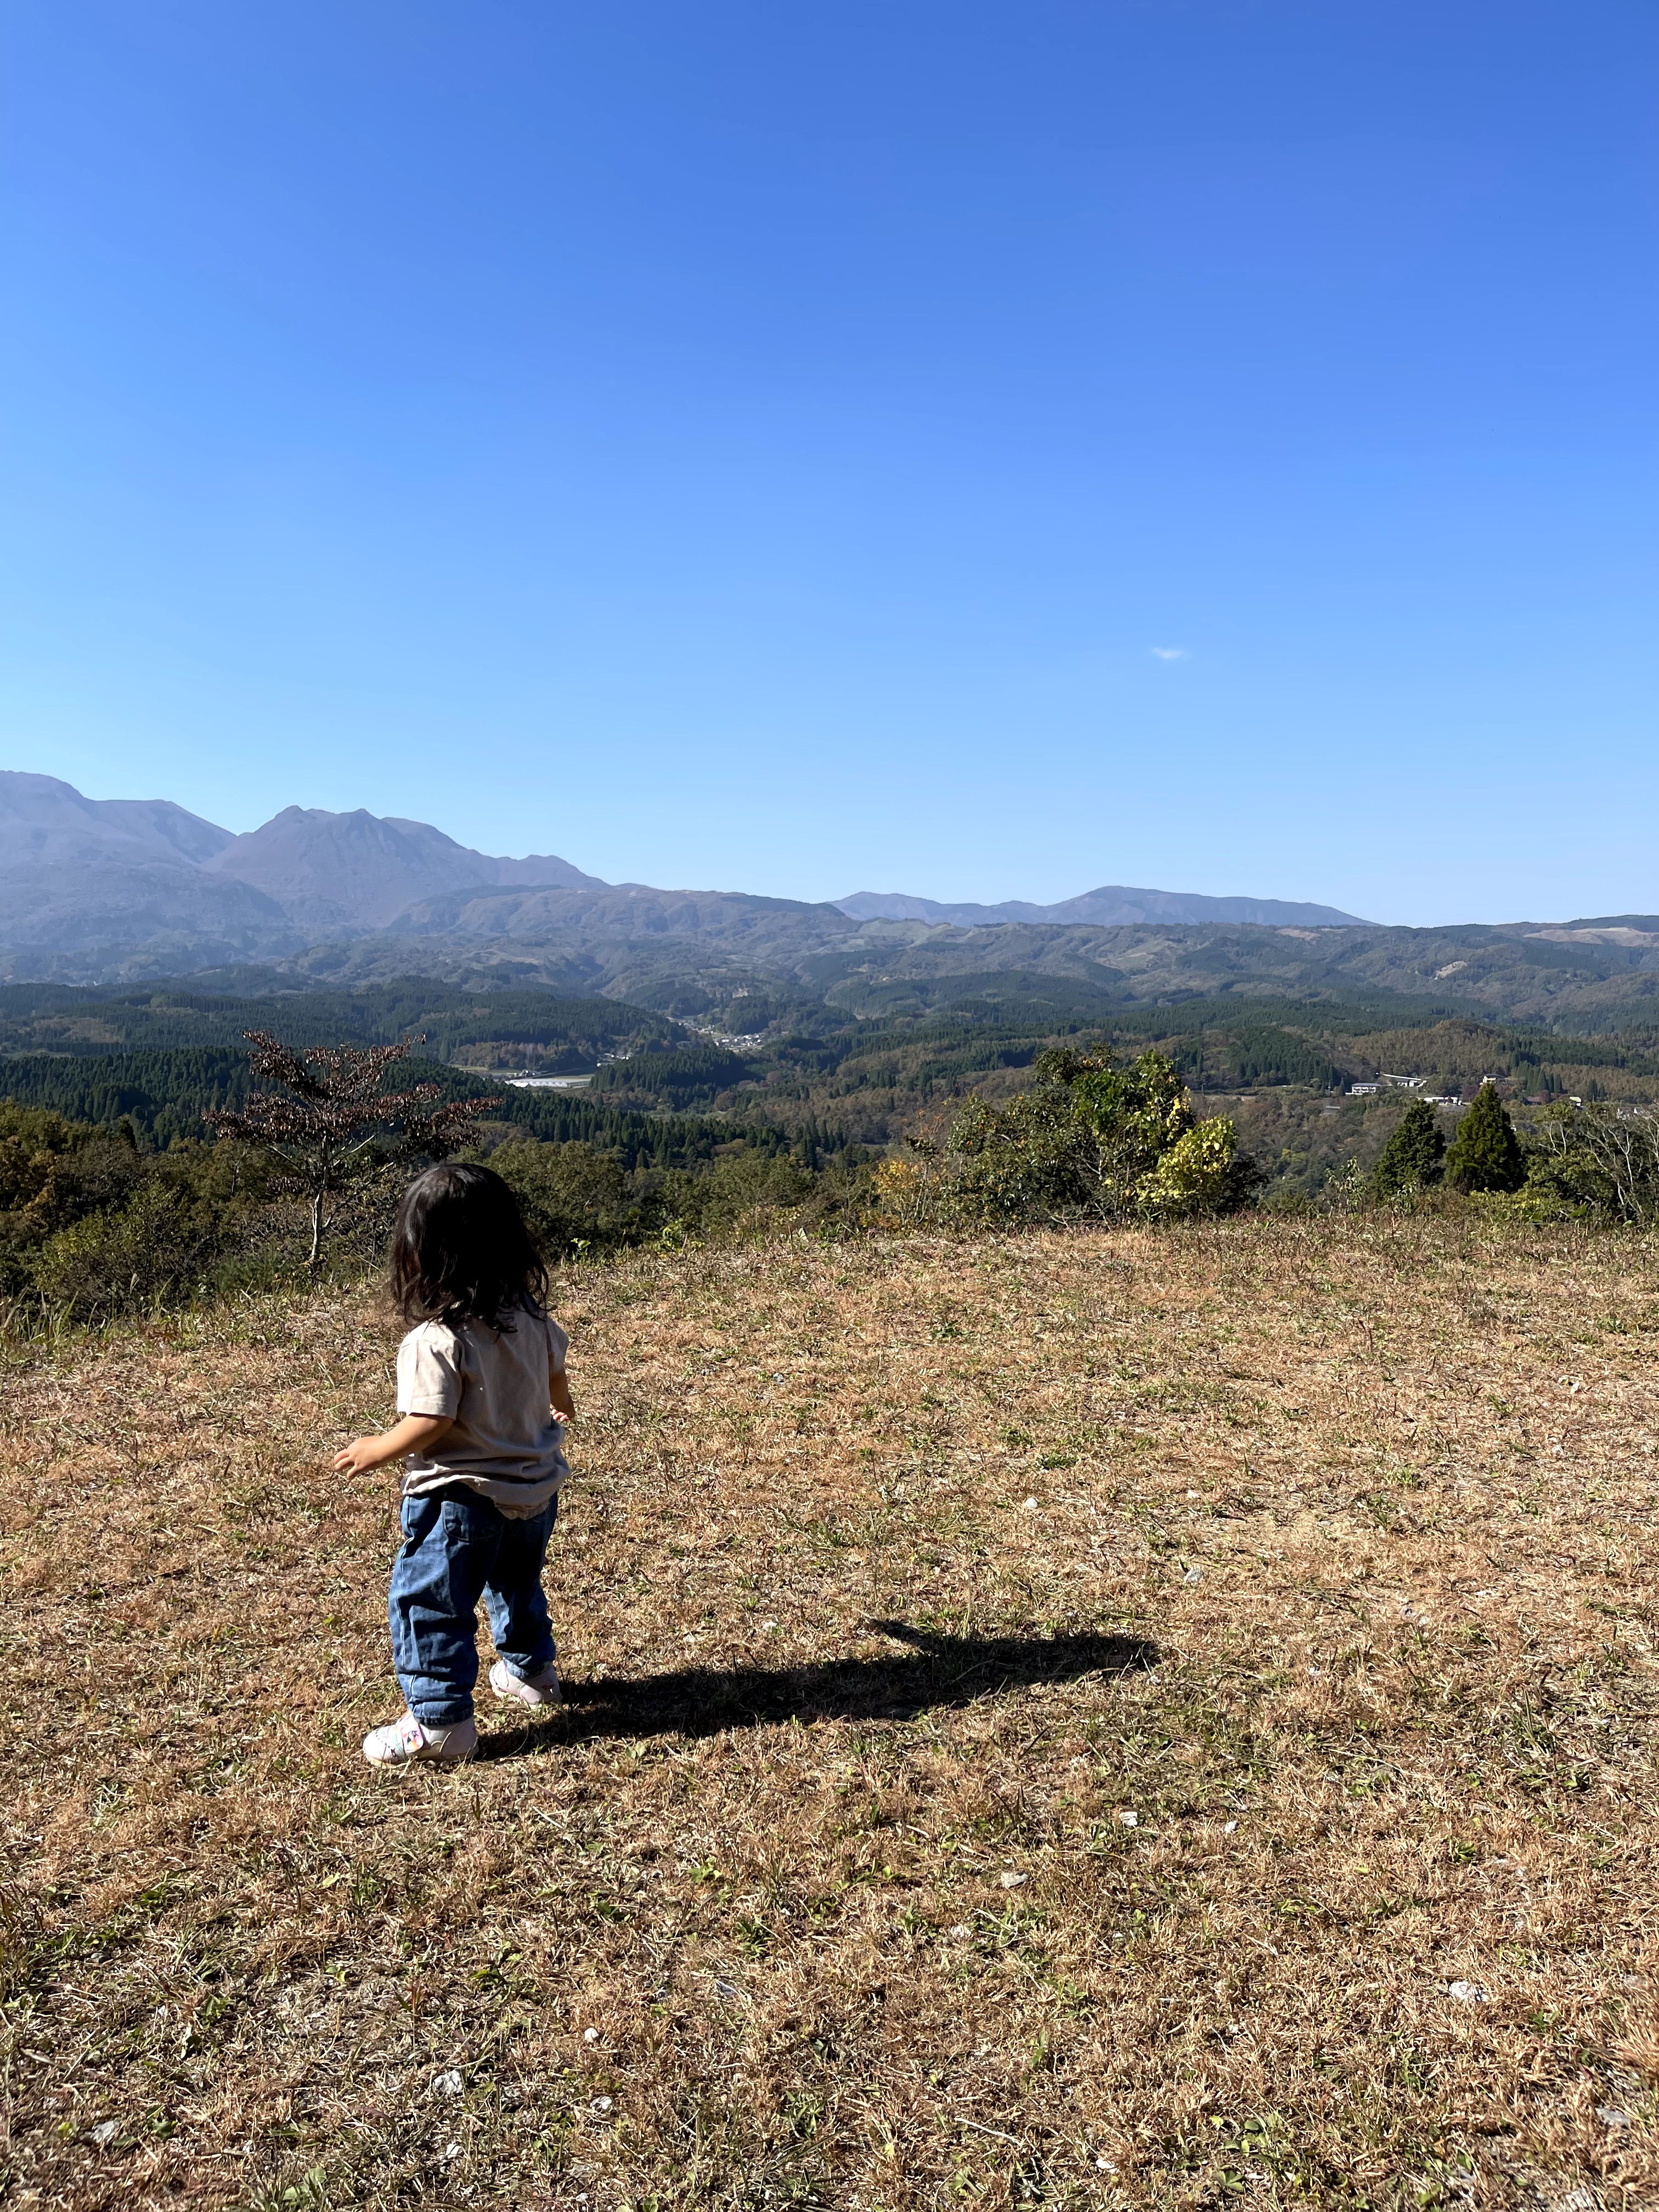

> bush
[0,1107,148,1282]
[1524,1100,1659,1223]
[0,1131,286,1326]
[33,1178,228,1323]
[673,1150,815,1237]
[1140,1118,1254,1218]
[489,1138,852,1257]
[898,1049,1256,1228]
[489,1140,639,1256]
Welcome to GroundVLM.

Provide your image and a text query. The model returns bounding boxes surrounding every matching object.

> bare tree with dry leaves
[206,1032,498,1267]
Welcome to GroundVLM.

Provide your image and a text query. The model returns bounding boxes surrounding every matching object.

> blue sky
[1,1,1653,924]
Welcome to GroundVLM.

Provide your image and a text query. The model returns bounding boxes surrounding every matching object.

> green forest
[0,969,1656,1333]
[4,973,1659,1178]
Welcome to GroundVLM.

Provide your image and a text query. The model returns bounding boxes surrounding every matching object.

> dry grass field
[4,1215,1659,2211]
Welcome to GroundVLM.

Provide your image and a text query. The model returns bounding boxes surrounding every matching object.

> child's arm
[551,1360,574,1425]
[333,1413,454,1477]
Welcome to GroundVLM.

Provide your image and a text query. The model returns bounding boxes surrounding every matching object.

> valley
[3,973,1658,1203]
[5,771,1659,1206]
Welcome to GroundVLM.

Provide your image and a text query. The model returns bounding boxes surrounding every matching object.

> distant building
[1348,1082,1380,1096]
[1379,1073,1427,1089]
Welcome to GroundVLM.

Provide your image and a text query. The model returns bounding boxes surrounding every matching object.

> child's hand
[550,1367,574,1425]
[333,1413,454,1477]
[334,1434,390,1476]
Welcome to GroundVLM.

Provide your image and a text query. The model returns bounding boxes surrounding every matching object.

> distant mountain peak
[0,771,235,867]
[836,884,1370,929]
[202,803,606,931]
[0,772,607,972]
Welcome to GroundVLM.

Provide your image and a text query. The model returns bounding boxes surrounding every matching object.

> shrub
[490,1135,867,1255]
[904,1049,1256,1228]
[0,1108,159,1301]
[871,1154,938,1230]
[690,1149,815,1229]
[651,1150,820,1243]
[1140,1118,1253,1218]
[1525,1100,1659,1223]
[489,1140,638,1256]
[32,1179,227,1324]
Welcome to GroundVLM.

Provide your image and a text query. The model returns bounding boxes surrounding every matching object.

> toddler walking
[334,1161,574,1767]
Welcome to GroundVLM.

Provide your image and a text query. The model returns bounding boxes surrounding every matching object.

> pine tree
[1443,1080,1526,1194]
[1372,1098,1447,1197]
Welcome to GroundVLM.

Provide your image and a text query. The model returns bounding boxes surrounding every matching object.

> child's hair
[391,1162,548,1332]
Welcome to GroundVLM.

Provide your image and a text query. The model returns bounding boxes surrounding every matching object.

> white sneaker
[362,1712,478,1767]
[489,1658,563,1709]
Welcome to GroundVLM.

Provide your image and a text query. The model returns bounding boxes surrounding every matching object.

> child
[334,1161,574,1767]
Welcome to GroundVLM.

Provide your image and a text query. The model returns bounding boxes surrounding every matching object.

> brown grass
[3,1214,1659,2210]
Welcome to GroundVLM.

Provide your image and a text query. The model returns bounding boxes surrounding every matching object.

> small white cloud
[1150,646,1187,661]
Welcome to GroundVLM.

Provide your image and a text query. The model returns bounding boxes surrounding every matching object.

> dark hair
[391,1162,548,1331]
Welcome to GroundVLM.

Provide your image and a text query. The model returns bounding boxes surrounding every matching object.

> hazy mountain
[0,775,604,975]
[140,904,1659,1031]
[0,865,298,979]
[385,881,855,946]
[836,884,1369,928]
[0,774,296,975]
[205,806,605,932]
[810,916,1659,1026]
[7,774,1656,1029]
[0,774,235,868]
[258,885,871,1009]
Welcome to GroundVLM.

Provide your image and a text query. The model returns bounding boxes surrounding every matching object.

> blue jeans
[389,1488,558,1725]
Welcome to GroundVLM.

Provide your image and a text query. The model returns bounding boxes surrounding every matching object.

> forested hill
[261,911,1659,1031]
[808,917,1659,1029]
[0,979,680,1066]
[4,973,1658,1182]
[8,780,1659,1031]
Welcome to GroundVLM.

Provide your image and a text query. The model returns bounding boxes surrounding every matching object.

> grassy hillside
[4,1217,1658,2207]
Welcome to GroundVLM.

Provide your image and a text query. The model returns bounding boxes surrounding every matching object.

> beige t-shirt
[396,1308,571,1520]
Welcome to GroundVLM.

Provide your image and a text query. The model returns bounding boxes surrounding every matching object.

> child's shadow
[475,1620,1158,1757]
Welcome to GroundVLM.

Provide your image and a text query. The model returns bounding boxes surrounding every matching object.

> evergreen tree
[1443,1080,1526,1194]
[1372,1098,1447,1197]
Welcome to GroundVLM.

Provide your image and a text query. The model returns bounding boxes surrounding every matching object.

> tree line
[0,1034,860,1328]
[4,1035,1655,1335]
[1369,1084,1659,1221]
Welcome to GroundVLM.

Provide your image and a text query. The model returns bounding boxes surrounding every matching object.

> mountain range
[5,773,1659,1031]
[0,772,1362,973]
[837,887,1367,928]
[0,775,603,969]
